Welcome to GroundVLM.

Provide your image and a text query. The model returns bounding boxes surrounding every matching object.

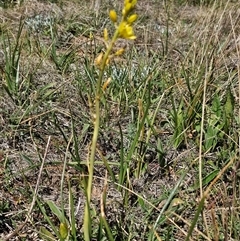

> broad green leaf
[212,94,221,117]
[46,200,65,223]
[202,169,219,186]
[189,169,219,191]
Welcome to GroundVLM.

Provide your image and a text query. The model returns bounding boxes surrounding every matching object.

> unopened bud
[94,52,103,67]
[115,48,125,56]
[109,10,117,22]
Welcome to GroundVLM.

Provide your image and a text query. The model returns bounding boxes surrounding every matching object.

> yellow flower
[127,14,138,24]
[109,10,117,23]
[118,21,136,40]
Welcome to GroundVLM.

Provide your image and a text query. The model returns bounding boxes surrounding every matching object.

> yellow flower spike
[94,52,103,67]
[109,10,117,23]
[102,77,111,91]
[115,48,125,56]
[127,14,138,24]
[103,28,108,41]
[83,0,138,239]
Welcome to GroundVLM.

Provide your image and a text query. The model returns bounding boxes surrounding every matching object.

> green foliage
[170,98,185,148]
[50,26,76,74]
[2,18,25,105]
[38,182,78,241]
[203,94,224,151]
[223,86,235,134]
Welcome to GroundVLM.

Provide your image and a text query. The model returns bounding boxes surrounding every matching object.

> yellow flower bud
[122,3,132,16]
[115,48,125,56]
[94,52,103,67]
[109,10,117,23]
[127,14,138,24]
[123,0,137,16]
[104,28,108,41]
[106,57,110,65]
[102,77,111,91]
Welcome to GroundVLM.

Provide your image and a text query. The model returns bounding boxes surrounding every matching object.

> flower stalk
[83,1,138,239]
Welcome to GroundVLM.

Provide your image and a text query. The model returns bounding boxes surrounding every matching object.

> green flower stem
[83,29,119,241]
[87,29,119,202]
